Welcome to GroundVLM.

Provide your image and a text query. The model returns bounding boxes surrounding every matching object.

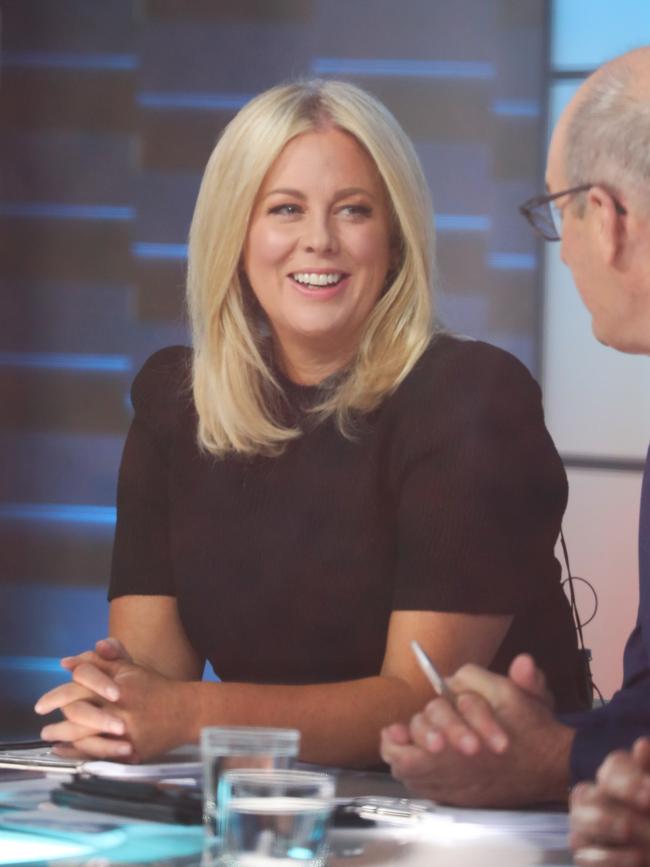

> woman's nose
[301,212,338,255]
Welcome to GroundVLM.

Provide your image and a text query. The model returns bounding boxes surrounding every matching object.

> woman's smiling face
[243,126,393,378]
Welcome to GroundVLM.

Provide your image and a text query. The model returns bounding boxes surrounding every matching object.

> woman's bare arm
[37,600,511,765]
[109,595,204,680]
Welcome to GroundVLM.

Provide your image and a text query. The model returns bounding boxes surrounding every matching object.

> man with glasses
[382,45,650,865]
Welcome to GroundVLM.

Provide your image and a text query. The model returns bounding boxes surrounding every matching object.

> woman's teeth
[291,272,344,287]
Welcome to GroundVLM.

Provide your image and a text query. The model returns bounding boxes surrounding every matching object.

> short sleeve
[390,339,568,614]
[108,346,191,600]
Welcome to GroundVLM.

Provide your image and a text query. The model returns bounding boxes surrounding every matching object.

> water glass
[218,769,335,866]
[201,727,300,835]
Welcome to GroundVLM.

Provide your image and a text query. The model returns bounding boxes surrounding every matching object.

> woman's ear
[588,185,625,266]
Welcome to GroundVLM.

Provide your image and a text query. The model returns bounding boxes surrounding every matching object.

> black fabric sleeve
[108,346,191,600]
[391,340,568,613]
[563,677,650,783]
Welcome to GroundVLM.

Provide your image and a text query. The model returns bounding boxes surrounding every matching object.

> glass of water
[201,727,300,837]
[218,768,335,866]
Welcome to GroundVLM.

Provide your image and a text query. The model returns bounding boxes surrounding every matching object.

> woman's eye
[268,203,302,216]
[340,204,372,218]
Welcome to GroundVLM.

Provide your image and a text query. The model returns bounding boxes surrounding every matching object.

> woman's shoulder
[130,345,193,431]
[398,331,539,404]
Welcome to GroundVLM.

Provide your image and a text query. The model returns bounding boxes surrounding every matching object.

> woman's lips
[288,271,350,299]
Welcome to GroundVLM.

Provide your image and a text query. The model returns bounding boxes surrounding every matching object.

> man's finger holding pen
[411,699,482,756]
[451,692,509,753]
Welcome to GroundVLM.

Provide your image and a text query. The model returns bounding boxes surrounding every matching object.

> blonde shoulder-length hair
[187,79,436,456]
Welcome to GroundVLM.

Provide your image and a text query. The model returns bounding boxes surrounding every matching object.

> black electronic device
[50,776,203,825]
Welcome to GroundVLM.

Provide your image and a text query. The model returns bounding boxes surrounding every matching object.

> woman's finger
[50,743,88,759]
[95,637,133,663]
[61,638,132,671]
[71,662,120,702]
[61,699,125,734]
[41,719,106,744]
[68,735,134,760]
[60,649,106,671]
[34,681,95,715]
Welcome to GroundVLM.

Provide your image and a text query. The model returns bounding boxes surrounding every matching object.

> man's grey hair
[566,60,650,214]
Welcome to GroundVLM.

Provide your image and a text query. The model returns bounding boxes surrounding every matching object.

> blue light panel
[0,353,131,372]
[552,0,650,71]
[138,92,253,111]
[0,203,134,221]
[0,503,117,525]
[1,51,138,71]
[311,58,494,79]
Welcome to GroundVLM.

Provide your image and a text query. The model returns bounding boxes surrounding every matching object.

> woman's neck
[273,336,354,385]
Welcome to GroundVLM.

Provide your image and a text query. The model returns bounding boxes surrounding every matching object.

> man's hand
[381,656,575,807]
[571,738,650,867]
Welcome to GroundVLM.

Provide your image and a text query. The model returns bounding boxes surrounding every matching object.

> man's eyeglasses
[519,184,626,242]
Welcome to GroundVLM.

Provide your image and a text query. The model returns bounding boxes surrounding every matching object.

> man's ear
[587,185,625,266]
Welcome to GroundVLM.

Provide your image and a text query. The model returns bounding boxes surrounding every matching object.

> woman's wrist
[175,679,209,743]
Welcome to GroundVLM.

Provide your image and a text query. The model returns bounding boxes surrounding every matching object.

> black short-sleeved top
[109,334,587,712]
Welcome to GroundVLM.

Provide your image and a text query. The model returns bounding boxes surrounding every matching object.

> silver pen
[410,639,455,701]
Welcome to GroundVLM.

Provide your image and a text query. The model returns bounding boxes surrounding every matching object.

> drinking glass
[201,727,300,836]
[218,768,335,866]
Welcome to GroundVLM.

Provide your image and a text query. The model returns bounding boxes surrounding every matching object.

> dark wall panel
[0,0,547,735]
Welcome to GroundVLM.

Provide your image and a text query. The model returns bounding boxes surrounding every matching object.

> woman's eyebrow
[263,186,375,201]
[332,186,374,201]
[263,187,307,200]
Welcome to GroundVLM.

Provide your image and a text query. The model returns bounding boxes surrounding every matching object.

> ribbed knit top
[109,333,586,712]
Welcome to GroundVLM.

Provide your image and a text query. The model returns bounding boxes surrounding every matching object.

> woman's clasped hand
[35,638,201,761]
[34,79,585,766]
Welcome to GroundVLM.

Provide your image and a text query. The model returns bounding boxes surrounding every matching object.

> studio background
[0,0,648,736]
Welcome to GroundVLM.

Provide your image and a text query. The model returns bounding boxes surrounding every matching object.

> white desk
[0,771,573,866]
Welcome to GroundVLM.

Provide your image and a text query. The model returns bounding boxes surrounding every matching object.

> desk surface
[0,770,573,866]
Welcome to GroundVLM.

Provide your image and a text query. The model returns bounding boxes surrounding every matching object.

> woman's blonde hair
[187,79,436,456]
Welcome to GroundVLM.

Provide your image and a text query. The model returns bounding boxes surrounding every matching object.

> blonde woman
[34,80,586,766]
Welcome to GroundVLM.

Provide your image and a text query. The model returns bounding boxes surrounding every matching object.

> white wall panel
[561,468,642,698]
[543,242,650,459]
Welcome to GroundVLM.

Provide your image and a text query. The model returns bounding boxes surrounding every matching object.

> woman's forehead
[258,127,385,197]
